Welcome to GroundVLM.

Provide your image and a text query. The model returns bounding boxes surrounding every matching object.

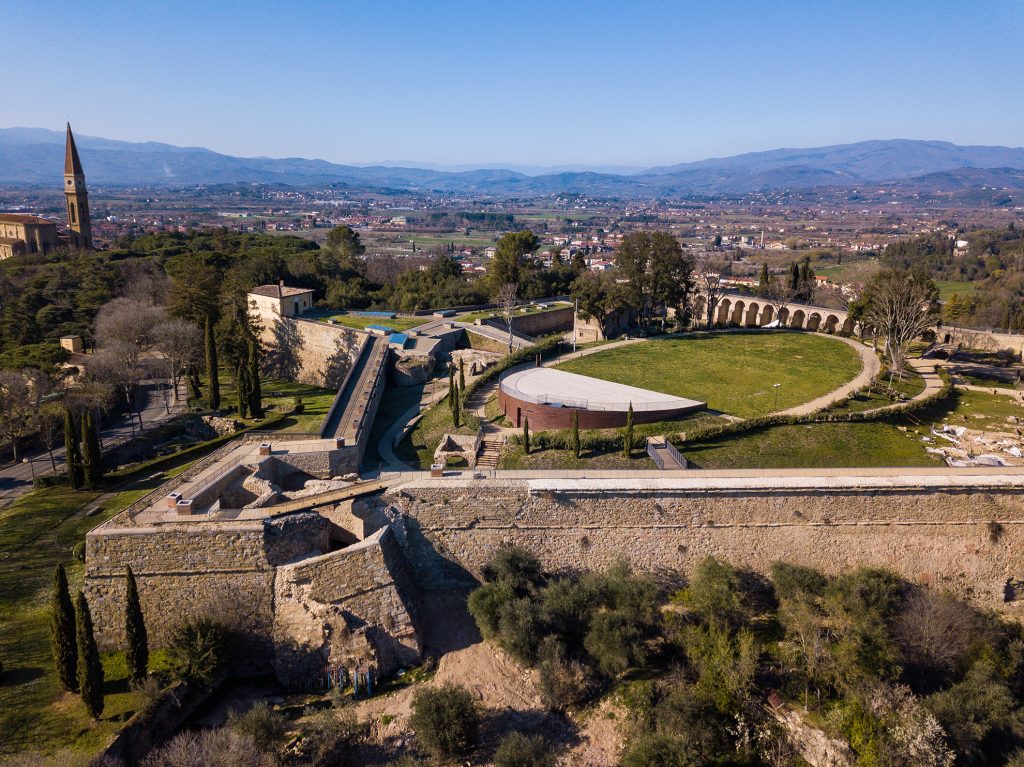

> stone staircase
[476,434,505,469]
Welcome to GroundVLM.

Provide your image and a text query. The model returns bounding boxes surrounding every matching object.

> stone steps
[476,436,505,469]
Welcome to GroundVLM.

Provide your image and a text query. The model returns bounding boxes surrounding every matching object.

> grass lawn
[826,369,927,414]
[557,331,863,418]
[501,443,657,470]
[322,314,425,333]
[0,481,174,757]
[681,420,944,469]
[816,258,881,284]
[456,302,571,325]
[943,389,1024,430]
[261,379,337,434]
[936,280,977,301]
[396,392,479,469]
[363,379,436,469]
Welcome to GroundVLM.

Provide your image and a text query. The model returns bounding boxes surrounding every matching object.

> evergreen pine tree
[50,564,78,692]
[623,403,634,458]
[205,316,220,410]
[63,406,84,490]
[247,336,263,418]
[124,566,148,687]
[458,358,466,401]
[236,363,250,419]
[758,263,769,295]
[789,262,800,292]
[81,411,103,490]
[452,380,461,428]
[571,410,580,459]
[75,591,104,719]
[523,416,530,455]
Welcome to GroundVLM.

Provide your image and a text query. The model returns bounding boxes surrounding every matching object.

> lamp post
[773,383,781,410]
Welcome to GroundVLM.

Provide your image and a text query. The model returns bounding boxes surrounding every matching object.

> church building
[0,123,93,259]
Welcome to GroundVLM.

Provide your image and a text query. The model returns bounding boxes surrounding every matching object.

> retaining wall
[387,478,1024,610]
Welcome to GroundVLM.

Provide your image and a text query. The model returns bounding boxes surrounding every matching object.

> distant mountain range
[2,128,1024,197]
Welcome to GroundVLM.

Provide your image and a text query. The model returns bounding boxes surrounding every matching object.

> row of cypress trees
[63,407,104,491]
[51,564,148,719]
[521,404,635,459]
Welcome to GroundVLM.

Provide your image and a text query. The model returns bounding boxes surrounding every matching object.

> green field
[815,258,881,284]
[323,314,426,332]
[682,420,944,469]
[936,280,977,301]
[0,482,175,757]
[456,302,571,325]
[557,332,864,418]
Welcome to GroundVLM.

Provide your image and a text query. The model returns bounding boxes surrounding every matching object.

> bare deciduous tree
[863,270,939,379]
[153,318,201,405]
[700,266,727,327]
[765,278,799,327]
[0,370,35,461]
[497,282,519,356]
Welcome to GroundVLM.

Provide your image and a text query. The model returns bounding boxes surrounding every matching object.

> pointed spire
[65,122,84,176]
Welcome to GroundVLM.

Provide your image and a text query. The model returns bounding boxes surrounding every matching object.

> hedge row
[675,368,954,447]
[461,334,563,403]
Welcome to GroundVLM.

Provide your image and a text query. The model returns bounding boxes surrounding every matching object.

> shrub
[297,708,364,766]
[536,636,591,710]
[771,561,828,601]
[227,701,287,756]
[142,728,276,767]
[481,544,544,594]
[619,733,695,767]
[468,581,516,639]
[167,618,231,685]
[409,683,480,760]
[584,610,648,677]
[493,732,556,767]
[680,556,747,629]
[497,597,543,663]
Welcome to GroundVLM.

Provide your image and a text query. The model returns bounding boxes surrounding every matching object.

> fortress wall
[273,526,421,685]
[486,305,575,337]
[84,513,330,656]
[390,480,1024,609]
[260,315,366,389]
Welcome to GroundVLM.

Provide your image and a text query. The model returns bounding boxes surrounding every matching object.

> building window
[69,204,77,224]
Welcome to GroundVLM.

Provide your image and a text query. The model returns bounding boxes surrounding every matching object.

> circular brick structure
[499,367,706,430]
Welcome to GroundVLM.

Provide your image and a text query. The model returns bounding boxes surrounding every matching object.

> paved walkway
[776,335,880,416]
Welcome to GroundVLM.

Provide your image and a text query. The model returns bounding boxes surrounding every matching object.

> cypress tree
[571,410,580,459]
[523,416,530,455]
[205,316,220,410]
[236,363,250,419]
[63,406,84,490]
[75,591,104,719]
[452,380,461,428]
[623,403,634,459]
[81,411,103,490]
[247,337,263,418]
[758,263,769,295]
[458,357,466,401]
[50,564,78,692]
[124,566,148,687]
[789,261,800,292]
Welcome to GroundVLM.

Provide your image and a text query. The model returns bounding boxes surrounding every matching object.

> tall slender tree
[458,357,466,402]
[124,566,148,686]
[50,564,78,692]
[204,316,220,410]
[63,405,84,489]
[623,403,634,459]
[523,416,530,455]
[452,380,461,428]
[75,591,104,719]
[571,410,581,459]
[236,363,250,419]
[246,336,263,418]
[81,410,103,490]
[758,263,770,296]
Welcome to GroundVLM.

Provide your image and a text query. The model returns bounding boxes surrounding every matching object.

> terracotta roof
[0,213,55,225]
[250,284,314,298]
[65,123,85,176]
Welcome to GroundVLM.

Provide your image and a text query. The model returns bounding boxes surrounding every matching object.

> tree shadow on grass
[0,665,45,686]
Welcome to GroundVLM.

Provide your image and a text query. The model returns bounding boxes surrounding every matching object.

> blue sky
[5,0,1023,167]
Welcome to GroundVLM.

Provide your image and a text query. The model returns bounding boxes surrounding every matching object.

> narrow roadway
[0,383,186,509]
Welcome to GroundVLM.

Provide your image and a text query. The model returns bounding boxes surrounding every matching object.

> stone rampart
[273,525,421,686]
[483,305,574,337]
[260,315,365,389]
[387,477,1024,610]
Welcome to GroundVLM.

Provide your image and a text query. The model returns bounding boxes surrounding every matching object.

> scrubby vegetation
[469,546,1024,767]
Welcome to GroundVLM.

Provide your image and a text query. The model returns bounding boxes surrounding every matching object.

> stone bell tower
[63,123,92,250]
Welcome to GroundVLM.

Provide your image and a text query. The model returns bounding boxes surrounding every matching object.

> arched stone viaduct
[693,290,861,335]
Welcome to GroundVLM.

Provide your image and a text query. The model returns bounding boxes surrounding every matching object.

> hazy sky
[6,0,1024,166]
